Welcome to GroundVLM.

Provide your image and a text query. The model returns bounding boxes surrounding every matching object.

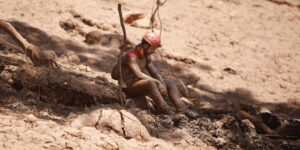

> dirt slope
[0,0,300,149]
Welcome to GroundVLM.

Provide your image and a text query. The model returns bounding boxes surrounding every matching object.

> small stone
[214,121,224,129]
[184,110,199,119]
[84,31,102,45]
[210,71,224,79]
[24,114,37,123]
[214,137,227,146]
[59,19,77,31]
[60,50,80,64]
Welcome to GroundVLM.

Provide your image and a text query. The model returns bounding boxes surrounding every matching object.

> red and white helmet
[143,32,161,48]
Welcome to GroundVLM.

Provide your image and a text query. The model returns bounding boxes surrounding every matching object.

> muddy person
[111,32,187,115]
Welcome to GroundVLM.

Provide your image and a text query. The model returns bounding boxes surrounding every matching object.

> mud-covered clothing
[121,48,148,88]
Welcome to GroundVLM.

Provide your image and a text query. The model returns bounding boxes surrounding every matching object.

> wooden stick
[117,4,127,107]
[0,19,29,50]
[150,0,168,31]
[0,19,58,68]
[238,110,275,134]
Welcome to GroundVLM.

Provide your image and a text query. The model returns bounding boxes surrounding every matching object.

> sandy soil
[0,0,300,149]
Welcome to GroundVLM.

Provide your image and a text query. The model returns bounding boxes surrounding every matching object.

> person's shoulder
[126,48,137,59]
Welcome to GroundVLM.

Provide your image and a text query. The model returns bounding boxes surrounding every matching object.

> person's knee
[145,79,157,88]
[164,78,176,87]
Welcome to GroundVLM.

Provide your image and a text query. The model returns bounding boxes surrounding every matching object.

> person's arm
[146,56,167,96]
[146,56,165,84]
[128,57,156,80]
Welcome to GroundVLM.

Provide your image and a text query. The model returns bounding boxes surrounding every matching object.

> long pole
[117,4,127,106]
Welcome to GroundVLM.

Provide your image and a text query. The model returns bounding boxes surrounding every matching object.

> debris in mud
[164,53,196,64]
[171,112,275,149]
[124,12,157,29]
[60,50,80,64]
[223,67,237,75]
[59,19,86,36]
[59,19,77,31]
[125,13,144,24]
[70,10,115,31]
[83,31,135,48]
[0,43,5,50]
[259,108,281,130]
[24,114,37,123]
[84,31,102,45]
[127,102,298,150]
[0,64,4,73]
[266,0,300,8]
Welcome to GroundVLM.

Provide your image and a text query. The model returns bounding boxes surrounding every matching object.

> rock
[84,31,102,45]
[81,17,96,26]
[184,110,199,119]
[210,71,224,79]
[24,114,37,123]
[96,109,151,141]
[121,110,152,140]
[96,109,123,134]
[214,137,227,147]
[159,115,174,128]
[213,121,224,129]
[172,114,188,126]
[96,22,113,31]
[59,19,77,31]
[60,50,80,64]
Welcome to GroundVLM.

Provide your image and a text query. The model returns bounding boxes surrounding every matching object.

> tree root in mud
[0,19,118,106]
[12,66,117,105]
[0,19,58,68]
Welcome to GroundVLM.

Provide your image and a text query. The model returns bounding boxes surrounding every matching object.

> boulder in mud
[96,109,151,141]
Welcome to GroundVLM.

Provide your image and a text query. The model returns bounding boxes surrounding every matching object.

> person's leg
[164,78,187,113]
[124,79,174,115]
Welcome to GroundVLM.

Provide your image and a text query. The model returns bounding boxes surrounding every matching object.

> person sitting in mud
[111,32,187,115]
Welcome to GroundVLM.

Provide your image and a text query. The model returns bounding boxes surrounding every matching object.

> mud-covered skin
[111,43,186,114]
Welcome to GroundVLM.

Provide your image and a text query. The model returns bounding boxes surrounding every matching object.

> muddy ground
[0,0,300,149]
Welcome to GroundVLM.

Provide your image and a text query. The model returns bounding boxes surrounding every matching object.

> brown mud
[0,0,300,149]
